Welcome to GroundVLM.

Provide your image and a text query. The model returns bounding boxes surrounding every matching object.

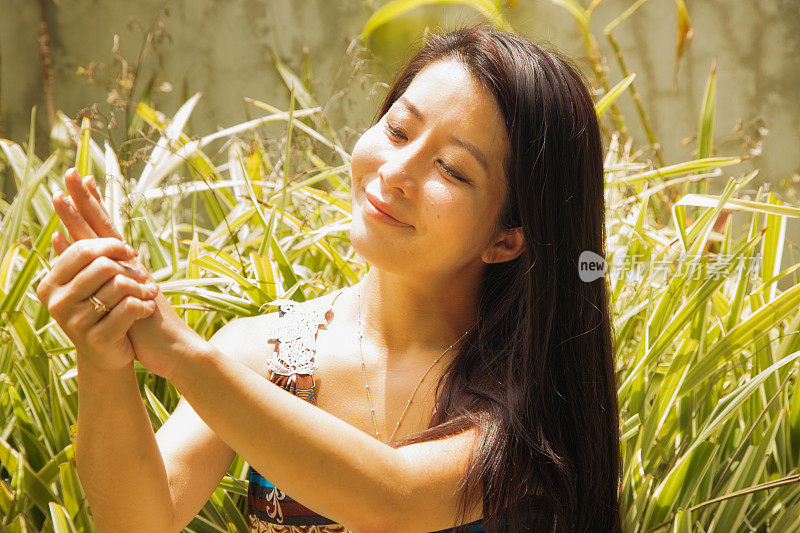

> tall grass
[2,2,800,531]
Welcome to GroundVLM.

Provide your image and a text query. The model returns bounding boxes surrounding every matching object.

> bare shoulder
[208,289,344,380]
[207,312,283,380]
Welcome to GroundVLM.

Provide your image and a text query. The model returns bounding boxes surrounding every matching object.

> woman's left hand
[51,168,206,380]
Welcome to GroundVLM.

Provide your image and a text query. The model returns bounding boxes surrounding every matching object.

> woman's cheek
[350,128,383,189]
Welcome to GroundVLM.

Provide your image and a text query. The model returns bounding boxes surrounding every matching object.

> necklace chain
[356,285,477,444]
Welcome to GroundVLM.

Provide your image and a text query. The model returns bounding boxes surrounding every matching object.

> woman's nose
[377,146,422,194]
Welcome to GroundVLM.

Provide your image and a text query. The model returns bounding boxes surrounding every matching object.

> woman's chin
[349,225,410,273]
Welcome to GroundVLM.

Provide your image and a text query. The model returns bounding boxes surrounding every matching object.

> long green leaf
[696,61,717,161]
[595,73,636,117]
[362,0,512,38]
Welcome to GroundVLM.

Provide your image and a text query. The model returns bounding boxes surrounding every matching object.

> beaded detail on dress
[265,294,340,378]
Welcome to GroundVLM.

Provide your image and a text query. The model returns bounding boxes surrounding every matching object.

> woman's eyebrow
[397,96,489,174]
[449,136,489,174]
[398,96,424,121]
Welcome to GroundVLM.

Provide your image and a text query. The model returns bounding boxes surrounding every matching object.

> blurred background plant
[2,1,800,531]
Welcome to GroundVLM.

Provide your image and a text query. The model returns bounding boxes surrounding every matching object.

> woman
[36,25,620,532]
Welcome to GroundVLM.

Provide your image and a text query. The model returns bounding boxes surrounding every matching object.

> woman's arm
[75,360,177,532]
[165,339,483,532]
[154,315,277,532]
[36,237,237,532]
[42,172,244,531]
[34,235,178,532]
[166,340,399,531]
[76,316,275,532]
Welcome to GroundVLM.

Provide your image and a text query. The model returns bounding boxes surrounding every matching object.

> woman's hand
[36,237,160,372]
[49,167,207,380]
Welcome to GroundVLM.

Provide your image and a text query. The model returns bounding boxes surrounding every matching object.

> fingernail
[146,282,159,293]
[125,244,136,256]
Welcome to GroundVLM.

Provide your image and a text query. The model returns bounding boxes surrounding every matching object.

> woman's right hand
[35,236,160,373]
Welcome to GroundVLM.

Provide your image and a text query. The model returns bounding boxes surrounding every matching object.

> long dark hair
[377,25,621,532]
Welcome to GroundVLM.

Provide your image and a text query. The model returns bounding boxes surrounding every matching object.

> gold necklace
[357,285,477,444]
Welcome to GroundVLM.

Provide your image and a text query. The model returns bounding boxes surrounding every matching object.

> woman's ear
[481,227,526,264]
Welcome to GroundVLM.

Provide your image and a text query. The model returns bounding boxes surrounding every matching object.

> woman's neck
[350,267,481,364]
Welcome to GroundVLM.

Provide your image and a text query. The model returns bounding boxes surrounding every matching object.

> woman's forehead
[402,60,497,120]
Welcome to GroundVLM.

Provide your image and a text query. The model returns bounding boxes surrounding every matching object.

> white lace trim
[266,291,340,377]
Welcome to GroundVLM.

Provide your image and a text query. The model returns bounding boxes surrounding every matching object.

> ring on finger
[88,294,110,314]
[91,273,151,315]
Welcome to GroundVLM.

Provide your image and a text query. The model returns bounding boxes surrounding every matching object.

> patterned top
[246,288,546,532]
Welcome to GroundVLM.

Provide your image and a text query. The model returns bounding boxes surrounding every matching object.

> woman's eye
[385,123,406,140]
[439,160,468,183]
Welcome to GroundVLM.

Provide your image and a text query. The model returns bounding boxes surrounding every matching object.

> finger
[85,175,103,204]
[83,176,129,253]
[53,189,97,241]
[77,275,159,330]
[66,295,110,332]
[93,274,159,311]
[68,254,151,303]
[89,296,156,343]
[65,167,123,240]
[49,237,137,286]
[52,231,71,255]
[80,174,117,232]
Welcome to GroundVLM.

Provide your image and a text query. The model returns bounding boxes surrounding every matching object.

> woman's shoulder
[208,289,346,379]
[207,314,281,379]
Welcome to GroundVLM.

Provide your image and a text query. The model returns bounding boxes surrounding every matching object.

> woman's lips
[364,195,414,228]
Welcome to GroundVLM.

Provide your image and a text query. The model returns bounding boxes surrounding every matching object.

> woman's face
[349,58,513,280]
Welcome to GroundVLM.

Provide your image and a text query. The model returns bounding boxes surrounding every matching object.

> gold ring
[89,294,110,314]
